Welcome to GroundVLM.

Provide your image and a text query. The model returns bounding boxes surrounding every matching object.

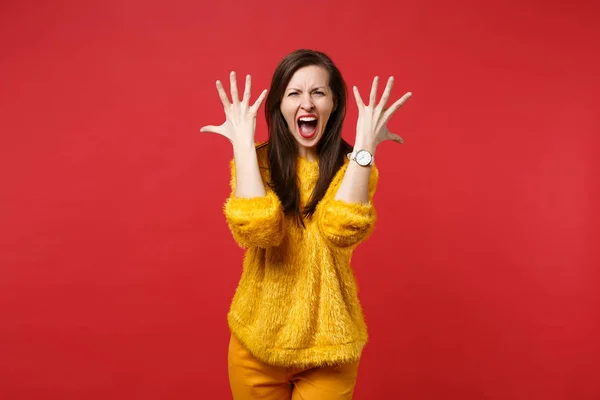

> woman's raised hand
[200,71,267,147]
[352,76,412,149]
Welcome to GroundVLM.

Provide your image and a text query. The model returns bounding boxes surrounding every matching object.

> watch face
[356,150,372,166]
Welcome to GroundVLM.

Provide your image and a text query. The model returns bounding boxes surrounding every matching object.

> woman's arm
[335,76,411,203]
[317,162,379,249]
[231,141,266,198]
[201,72,284,248]
[318,76,412,249]
[224,153,284,249]
[333,143,377,204]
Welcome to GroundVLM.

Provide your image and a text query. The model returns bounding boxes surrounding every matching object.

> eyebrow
[287,86,327,92]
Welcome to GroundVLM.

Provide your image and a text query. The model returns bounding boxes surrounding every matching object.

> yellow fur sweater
[223,145,379,368]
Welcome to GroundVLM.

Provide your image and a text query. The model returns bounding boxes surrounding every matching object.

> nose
[300,92,314,111]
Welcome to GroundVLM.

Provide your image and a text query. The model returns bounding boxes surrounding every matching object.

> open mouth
[297,115,318,139]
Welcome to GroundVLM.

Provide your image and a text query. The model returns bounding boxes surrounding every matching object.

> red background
[1,0,598,398]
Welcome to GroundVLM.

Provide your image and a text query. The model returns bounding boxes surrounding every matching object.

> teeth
[299,117,317,122]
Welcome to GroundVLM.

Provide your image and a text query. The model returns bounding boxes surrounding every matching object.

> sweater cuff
[318,198,376,248]
[224,190,284,248]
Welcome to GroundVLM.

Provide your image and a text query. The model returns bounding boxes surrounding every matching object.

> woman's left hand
[352,76,412,150]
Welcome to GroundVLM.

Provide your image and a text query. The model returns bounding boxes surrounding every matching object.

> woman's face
[280,65,334,158]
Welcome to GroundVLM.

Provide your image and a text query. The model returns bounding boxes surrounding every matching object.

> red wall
[1,0,598,398]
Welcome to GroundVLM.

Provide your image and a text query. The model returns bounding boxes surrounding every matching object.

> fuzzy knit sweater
[223,145,379,368]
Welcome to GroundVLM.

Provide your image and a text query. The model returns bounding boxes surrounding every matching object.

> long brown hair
[264,49,352,225]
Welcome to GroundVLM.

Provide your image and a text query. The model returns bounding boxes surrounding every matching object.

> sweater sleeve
[223,159,285,249]
[316,163,379,249]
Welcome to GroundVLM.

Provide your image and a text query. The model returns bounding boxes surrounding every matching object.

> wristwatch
[347,149,374,167]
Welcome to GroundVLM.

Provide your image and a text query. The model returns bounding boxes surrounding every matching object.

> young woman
[200,49,411,400]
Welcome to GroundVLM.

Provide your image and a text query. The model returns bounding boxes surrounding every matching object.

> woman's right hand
[200,71,267,147]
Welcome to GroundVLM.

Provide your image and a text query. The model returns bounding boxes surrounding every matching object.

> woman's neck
[298,146,318,162]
